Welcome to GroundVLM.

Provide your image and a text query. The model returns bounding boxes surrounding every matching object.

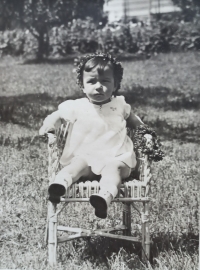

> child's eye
[88,79,95,84]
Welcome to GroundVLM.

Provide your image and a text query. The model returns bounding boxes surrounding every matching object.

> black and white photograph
[0,0,199,269]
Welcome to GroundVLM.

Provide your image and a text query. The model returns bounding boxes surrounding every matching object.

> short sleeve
[117,96,131,120]
[58,100,76,123]
[124,102,131,120]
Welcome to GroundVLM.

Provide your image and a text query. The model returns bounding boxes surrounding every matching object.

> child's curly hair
[74,52,123,96]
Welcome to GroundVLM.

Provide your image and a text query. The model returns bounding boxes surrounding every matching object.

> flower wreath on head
[74,52,124,96]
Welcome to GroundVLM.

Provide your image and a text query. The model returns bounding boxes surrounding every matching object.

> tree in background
[172,0,200,21]
[22,0,76,60]
[0,0,105,60]
[74,0,105,25]
[0,1,13,30]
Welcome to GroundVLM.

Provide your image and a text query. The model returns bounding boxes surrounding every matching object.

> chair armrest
[128,125,164,195]
[47,120,71,184]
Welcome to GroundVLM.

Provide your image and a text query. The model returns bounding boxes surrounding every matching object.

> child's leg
[48,157,93,202]
[100,160,131,196]
[90,160,131,218]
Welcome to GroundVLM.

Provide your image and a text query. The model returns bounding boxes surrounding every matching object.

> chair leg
[122,203,131,236]
[48,202,57,267]
[142,202,150,262]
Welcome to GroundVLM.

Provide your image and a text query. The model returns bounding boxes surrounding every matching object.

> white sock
[54,172,73,187]
[100,184,118,198]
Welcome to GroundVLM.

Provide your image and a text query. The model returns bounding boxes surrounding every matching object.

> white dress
[57,96,136,175]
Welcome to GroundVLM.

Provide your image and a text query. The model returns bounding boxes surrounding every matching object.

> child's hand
[39,111,60,136]
[39,125,55,136]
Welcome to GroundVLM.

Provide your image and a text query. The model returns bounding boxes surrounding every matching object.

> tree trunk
[36,29,50,62]
[36,31,45,62]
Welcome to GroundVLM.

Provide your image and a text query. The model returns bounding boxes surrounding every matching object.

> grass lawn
[0,52,199,269]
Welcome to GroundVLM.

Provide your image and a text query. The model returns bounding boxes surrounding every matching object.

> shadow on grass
[21,53,147,65]
[121,86,200,111]
[67,232,199,267]
[1,84,199,126]
[0,90,199,143]
[0,92,82,127]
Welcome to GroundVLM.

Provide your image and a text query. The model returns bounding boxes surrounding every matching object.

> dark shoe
[90,194,108,219]
[90,191,113,219]
[48,175,72,197]
[48,183,66,196]
[48,195,61,204]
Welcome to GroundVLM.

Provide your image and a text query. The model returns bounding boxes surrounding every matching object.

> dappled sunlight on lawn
[0,52,199,269]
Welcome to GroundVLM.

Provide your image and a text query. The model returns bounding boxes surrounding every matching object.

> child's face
[82,64,116,104]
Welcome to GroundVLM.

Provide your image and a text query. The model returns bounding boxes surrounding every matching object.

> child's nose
[95,82,103,91]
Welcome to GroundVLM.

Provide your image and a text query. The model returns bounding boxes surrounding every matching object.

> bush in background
[172,0,200,21]
[0,30,25,57]
[0,17,200,59]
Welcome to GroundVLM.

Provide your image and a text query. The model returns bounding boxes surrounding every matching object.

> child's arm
[126,111,144,129]
[39,110,60,136]
[39,100,76,136]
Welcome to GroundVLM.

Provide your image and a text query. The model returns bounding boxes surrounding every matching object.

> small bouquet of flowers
[133,125,164,162]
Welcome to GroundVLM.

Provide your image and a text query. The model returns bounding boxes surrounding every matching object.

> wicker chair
[44,120,154,267]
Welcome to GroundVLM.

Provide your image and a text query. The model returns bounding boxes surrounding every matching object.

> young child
[39,52,144,219]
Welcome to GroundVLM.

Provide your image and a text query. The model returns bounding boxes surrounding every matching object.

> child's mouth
[94,93,103,96]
